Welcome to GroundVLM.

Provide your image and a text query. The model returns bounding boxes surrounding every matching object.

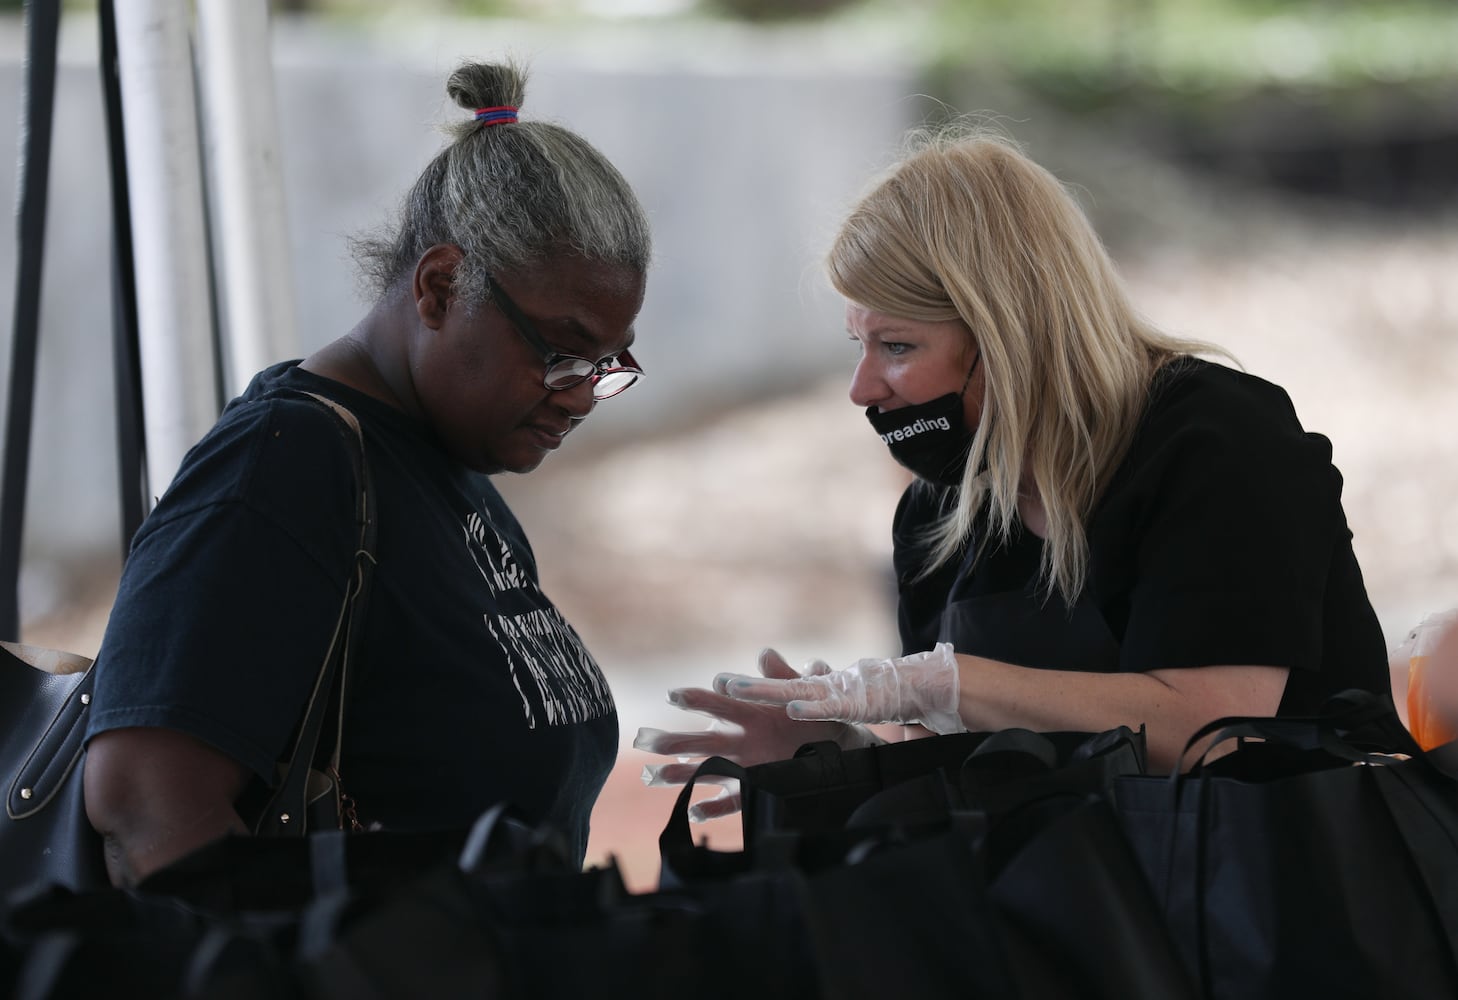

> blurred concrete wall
[0,13,917,600]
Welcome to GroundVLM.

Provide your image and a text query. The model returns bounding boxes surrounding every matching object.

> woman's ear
[413,244,465,329]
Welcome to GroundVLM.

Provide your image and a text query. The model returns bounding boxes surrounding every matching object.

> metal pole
[115,0,221,503]
[195,0,299,397]
[0,0,62,639]
[98,0,148,554]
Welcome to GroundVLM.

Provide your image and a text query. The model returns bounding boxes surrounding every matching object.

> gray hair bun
[446,61,527,135]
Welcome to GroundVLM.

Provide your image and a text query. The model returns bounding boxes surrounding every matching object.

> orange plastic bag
[1406,611,1458,751]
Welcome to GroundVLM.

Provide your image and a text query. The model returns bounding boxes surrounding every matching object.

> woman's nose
[848,356,888,409]
[554,381,598,419]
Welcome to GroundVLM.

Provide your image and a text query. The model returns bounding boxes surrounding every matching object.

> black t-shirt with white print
[87,362,615,864]
[893,357,1388,716]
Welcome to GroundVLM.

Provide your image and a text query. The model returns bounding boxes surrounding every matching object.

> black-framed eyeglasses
[484,273,643,400]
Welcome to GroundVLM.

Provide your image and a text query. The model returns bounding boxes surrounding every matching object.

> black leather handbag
[0,643,108,902]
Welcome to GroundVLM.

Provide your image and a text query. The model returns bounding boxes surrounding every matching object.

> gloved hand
[716,642,967,736]
[634,648,878,823]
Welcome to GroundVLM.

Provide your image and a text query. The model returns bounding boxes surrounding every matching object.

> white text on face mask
[878,415,952,444]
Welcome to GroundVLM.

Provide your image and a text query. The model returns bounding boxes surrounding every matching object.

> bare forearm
[953,655,1288,772]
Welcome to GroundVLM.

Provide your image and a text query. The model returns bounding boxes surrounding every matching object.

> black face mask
[865,352,981,487]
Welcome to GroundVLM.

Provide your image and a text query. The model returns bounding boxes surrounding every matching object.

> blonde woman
[639,128,1387,816]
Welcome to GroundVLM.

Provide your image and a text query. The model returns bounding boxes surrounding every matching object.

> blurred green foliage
[704,0,858,21]
[926,0,1458,111]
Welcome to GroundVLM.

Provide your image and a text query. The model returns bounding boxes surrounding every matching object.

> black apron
[934,523,1121,673]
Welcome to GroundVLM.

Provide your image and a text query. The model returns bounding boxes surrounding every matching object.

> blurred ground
[21,205,1458,895]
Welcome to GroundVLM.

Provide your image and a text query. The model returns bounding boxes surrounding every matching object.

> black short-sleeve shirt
[87,362,617,863]
[893,358,1387,715]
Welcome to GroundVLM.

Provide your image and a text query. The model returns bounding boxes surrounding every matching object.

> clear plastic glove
[716,642,967,736]
[633,649,877,822]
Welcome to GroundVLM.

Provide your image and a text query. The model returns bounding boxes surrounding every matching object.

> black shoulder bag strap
[253,392,376,836]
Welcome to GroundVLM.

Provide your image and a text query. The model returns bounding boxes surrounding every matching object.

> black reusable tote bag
[1113,691,1458,1000]
[737,726,1146,837]
[985,793,1198,1000]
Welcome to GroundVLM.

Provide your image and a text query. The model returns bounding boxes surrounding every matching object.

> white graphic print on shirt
[464,511,614,729]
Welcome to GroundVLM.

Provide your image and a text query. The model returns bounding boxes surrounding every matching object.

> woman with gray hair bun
[83,58,651,884]
[639,125,1389,820]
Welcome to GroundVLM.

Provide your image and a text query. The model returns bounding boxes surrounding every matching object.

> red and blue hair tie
[474,105,519,127]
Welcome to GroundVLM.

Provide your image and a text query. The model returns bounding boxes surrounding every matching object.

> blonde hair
[829,125,1224,604]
